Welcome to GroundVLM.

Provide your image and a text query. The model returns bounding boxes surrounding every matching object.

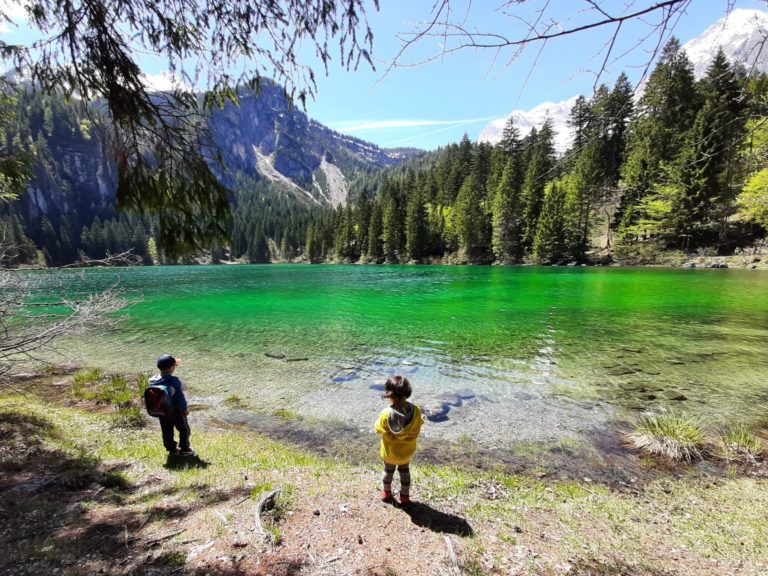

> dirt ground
[1,373,767,576]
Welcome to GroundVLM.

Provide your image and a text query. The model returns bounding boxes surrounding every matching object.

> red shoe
[380,490,394,502]
[399,494,411,505]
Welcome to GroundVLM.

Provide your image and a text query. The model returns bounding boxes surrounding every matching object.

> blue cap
[156,354,180,370]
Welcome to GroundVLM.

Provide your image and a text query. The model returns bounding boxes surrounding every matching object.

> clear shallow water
[35,265,768,447]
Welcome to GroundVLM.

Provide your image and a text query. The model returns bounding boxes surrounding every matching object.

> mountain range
[478,8,768,153]
[8,7,768,235]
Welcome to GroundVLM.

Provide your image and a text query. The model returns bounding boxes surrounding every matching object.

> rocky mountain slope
[209,84,423,206]
[12,82,423,231]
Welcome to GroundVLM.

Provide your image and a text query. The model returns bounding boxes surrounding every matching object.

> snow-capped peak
[683,8,768,78]
[478,96,579,154]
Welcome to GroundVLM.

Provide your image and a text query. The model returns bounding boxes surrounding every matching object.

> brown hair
[383,375,412,399]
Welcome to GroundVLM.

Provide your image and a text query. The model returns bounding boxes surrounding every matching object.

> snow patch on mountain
[478,96,579,154]
[683,8,768,78]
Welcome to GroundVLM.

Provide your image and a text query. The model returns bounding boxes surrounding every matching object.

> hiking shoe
[399,494,411,506]
[168,448,181,455]
[179,449,196,456]
[380,490,394,503]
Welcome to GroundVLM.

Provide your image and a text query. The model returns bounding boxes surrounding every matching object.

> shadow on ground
[399,501,473,536]
[569,556,677,576]
[164,453,210,470]
[0,406,242,576]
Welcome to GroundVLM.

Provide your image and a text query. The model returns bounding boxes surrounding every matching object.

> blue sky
[303,0,764,150]
[0,0,763,150]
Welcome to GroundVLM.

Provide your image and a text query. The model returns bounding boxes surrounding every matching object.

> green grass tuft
[112,406,146,428]
[719,424,763,463]
[98,375,133,406]
[223,394,248,409]
[272,408,299,420]
[136,373,149,396]
[628,412,706,462]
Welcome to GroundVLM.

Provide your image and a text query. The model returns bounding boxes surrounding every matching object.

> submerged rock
[265,352,286,359]
[423,402,450,422]
[436,392,463,407]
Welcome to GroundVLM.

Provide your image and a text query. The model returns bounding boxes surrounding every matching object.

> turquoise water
[33,264,768,445]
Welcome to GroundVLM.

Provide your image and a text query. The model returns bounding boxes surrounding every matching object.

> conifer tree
[366,199,384,262]
[520,119,556,254]
[405,188,428,262]
[533,181,569,263]
[491,152,524,262]
[619,38,700,237]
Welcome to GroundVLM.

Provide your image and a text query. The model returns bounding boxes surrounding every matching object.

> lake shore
[2,373,767,576]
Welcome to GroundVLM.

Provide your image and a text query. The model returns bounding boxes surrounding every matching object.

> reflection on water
[32,264,768,446]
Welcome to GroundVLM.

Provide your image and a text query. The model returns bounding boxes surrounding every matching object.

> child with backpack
[146,354,194,456]
[374,375,424,506]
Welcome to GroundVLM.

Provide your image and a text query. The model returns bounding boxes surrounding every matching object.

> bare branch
[387,0,695,88]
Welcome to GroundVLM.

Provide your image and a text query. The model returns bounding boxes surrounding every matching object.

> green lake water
[36,264,768,448]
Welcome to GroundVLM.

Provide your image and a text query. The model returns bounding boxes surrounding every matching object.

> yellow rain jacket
[374,402,424,465]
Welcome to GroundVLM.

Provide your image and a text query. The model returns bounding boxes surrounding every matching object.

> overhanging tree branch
[0,0,379,257]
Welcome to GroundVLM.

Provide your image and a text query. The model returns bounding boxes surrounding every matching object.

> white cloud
[141,71,191,92]
[0,0,27,22]
[330,116,495,133]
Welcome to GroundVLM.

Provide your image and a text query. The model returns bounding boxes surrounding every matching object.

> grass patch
[628,412,706,462]
[4,386,768,575]
[223,394,248,409]
[272,408,300,420]
[719,424,763,463]
[72,368,104,398]
[112,405,146,428]
[70,371,148,428]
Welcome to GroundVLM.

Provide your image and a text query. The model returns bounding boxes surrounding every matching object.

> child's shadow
[164,454,210,470]
[399,502,473,536]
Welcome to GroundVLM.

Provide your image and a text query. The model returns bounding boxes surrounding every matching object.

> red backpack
[143,376,175,417]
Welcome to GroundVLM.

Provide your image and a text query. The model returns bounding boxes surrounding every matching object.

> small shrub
[719,424,763,463]
[112,406,146,428]
[628,412,706,462]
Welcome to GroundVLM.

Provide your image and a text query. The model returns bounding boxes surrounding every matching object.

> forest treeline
[1,38,768,267]
[305,39,768,265]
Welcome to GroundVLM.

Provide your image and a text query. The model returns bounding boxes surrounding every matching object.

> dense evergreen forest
[307,40,768,265]
[2,39,767,267]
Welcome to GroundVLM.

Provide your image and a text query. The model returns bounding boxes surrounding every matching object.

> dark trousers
[159,407,191,452]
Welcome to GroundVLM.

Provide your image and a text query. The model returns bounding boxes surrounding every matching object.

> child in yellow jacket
[374,375,424,505]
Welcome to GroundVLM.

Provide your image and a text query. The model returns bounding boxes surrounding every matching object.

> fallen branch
[145,528,186,546]
[254,489,281,540]
[444,535,460,575]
